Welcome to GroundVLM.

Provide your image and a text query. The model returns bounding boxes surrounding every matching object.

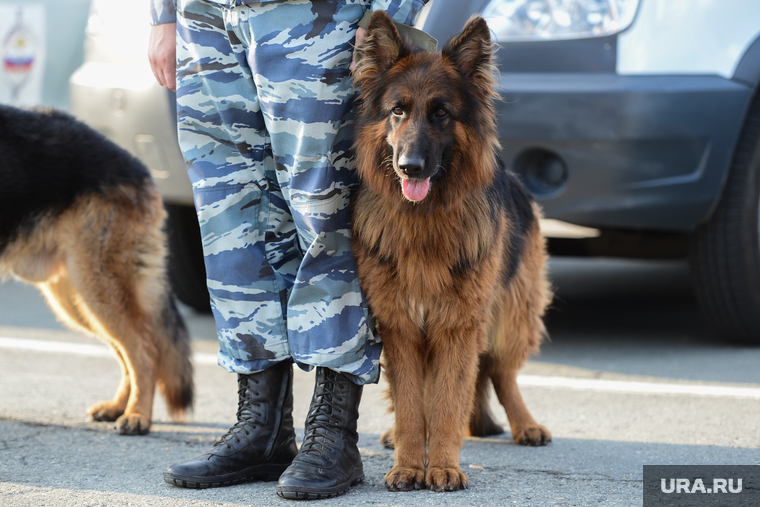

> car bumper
[497,72,753,232]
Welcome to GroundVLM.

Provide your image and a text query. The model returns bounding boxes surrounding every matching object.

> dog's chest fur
[352,186,506,318]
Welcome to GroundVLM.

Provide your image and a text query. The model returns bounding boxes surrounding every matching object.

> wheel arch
[696,43,760,229]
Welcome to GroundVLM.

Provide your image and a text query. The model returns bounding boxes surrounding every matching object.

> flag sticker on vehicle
[1,4,45,106]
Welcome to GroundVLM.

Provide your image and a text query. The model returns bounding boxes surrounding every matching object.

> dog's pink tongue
[402,178,431,202]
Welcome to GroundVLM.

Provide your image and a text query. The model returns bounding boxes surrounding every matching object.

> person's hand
[148,23,177,91]
[350,26,367,71]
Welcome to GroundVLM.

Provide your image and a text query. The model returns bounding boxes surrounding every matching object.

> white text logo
[660,478,742,494]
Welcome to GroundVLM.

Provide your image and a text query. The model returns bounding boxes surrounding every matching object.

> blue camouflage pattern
[173,0,421,384]
[152,0,423,25]
[150,0,176,24]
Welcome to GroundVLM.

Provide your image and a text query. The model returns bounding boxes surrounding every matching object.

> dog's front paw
[385,466,426,491]
[427,466,468,492]
[87,401,125,422]
[513,424,551,446]
[114,413,151,435]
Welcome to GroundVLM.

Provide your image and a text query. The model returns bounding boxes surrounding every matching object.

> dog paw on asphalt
[426,466,468,492]
[385,466,426,491]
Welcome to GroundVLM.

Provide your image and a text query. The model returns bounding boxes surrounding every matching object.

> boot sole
[164,464,291,489]
[275,475,364,500]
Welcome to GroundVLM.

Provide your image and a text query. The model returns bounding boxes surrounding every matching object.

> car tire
[165,203,211,313]
[690,94,760,343]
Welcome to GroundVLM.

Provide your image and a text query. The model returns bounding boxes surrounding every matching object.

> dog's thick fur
[0,105,193,435]
[351,12,552,491]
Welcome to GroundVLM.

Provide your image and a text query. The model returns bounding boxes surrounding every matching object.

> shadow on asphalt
[540,257,760,384]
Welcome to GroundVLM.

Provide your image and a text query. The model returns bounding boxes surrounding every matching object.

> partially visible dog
[0,104,193,435]
[351,12,552,491]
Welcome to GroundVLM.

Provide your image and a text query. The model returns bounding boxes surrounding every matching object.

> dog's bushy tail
[155,291,194,419]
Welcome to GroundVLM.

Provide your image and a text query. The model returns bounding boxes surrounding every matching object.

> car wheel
[164,203,211,313]
[690,95,760,343]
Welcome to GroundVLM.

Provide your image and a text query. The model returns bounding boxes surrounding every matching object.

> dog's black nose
[398,155,425,177]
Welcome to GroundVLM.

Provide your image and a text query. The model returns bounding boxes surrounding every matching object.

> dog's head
[353,11,500,206]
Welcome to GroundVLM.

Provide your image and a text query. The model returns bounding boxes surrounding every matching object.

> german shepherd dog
[0,105,193,435]
[351,12,552,491]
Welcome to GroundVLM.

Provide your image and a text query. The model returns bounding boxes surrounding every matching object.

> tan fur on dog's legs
[490,367,551,446]
[424,323,484,491]
[486,218,552,446]
[382,324,428,491]
[87,347,131,422]
[38,270,158,434]
[63,272,159,436]
[467,362,504,437]
[110,335,158,435]
[39,275,130,422]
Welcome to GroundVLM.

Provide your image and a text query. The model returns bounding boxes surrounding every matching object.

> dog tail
[155,291,195,419]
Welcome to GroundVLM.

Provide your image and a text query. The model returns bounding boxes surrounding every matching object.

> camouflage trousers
[175,0,381,384]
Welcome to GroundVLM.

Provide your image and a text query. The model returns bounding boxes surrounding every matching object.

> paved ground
[1,257,759,506]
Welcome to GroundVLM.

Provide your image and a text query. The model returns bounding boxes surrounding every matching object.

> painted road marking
[0,336,218,365]
[3,336,760,399]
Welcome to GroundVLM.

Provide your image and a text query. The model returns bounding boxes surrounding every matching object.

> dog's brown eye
[392,107,404,116]
[435,108,448,118]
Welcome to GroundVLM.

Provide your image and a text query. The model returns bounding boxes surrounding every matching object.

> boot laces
[215,376,264,449]
[300,373,345,459]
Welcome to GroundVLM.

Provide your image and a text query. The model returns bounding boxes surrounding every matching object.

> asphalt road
[1,257,759,506]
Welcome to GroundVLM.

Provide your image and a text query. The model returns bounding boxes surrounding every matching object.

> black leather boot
[164,361,297,488]
[276,367,364,500]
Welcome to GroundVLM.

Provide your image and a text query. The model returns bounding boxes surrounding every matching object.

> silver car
[70,0,208,311]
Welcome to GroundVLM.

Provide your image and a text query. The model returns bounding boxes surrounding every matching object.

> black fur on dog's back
[0,105,152,251]
[489,159,536,285]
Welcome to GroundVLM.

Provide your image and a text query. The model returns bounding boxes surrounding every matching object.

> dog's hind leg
[487,305,551,446]
[50,197,165,435]
[488,361,551,446]
[39,273,145,430]
[379,386,396,449]
[37,272,92,331]
[467,360,504,437]
[488,220,552,446]
[71,283,159,436]
[108,335,158,435]
[126,190,193,424]
[86,346,131,422]
[16,239,135,425]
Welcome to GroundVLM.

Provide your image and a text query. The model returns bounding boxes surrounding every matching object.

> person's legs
[233,0,376,498]
[175,0,299,374]
[168,0,380,496]
[165,0,300,488]
[240,0,381,384]
[176,0,380,385]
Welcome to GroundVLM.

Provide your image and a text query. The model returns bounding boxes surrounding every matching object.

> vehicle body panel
[419,0,760,232]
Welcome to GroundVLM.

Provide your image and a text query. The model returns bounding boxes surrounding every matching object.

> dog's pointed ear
[354,10,409,78]
[442,16,494,81]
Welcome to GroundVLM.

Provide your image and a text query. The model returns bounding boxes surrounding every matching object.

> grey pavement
[1,257,759,506]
